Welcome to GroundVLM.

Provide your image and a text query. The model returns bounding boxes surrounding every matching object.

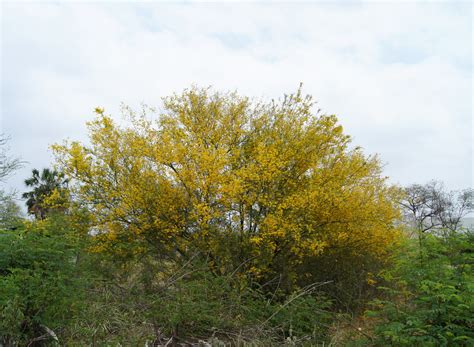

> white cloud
[1,2,472,200]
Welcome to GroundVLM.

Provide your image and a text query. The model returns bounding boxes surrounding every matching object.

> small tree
[53,86,401,296]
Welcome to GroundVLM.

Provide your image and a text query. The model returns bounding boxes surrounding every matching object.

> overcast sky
[1,1,472,201]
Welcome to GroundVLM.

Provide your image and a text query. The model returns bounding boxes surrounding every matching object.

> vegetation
[0,191,23,230]
[0,216,89,345]
[22,168,69,220]
[52,87,401,302]
[400,181,473,234]
[0,87,472,346]
[354,231,474,346]
[0,135,24,230]
[0,135,22,183]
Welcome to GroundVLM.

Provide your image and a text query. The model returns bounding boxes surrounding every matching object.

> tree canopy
[53,87,401,290]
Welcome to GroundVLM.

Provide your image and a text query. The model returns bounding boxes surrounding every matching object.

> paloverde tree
[53,87,401,291]
[22,168,69,220]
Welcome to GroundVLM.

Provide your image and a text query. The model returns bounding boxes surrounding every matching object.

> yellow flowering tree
[53,87,401,292]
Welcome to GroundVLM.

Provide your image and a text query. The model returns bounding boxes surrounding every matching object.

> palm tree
[22,168,69,219]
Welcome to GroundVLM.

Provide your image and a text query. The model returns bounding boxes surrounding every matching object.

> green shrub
[0,218,89,345]
[360,231,474,346]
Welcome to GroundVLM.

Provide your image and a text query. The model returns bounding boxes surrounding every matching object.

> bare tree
[0,134,22,182]
[0,135,24,229]
[400,180,473,234]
